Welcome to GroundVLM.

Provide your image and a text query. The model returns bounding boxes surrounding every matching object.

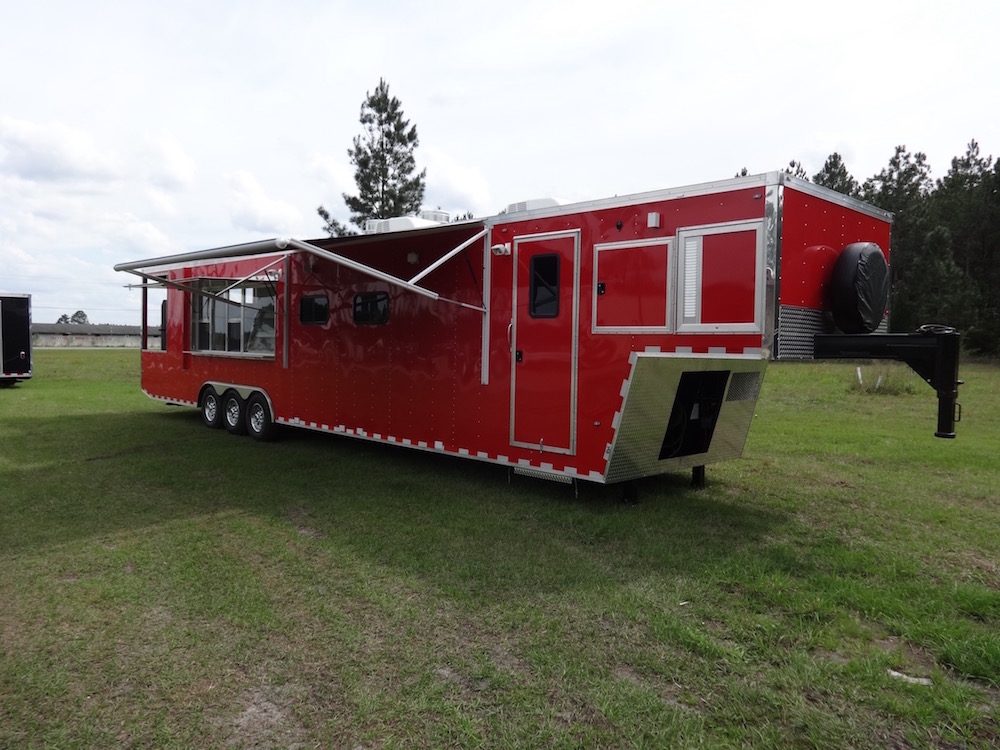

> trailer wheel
[201,387,223,429]
[245,393,275,442]
[222,390,247,435]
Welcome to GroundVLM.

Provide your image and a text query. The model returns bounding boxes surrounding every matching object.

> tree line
[321,80,998,355]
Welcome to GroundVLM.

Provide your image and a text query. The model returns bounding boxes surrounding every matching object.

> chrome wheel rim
[204,395,217,422]
[249,403,265,433]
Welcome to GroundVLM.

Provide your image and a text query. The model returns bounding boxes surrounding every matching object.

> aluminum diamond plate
[604,355,767,484]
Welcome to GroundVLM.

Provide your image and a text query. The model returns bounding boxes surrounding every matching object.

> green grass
[1,349,998,748]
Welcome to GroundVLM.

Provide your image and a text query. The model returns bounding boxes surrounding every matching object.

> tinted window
[530,254,559,318]
[353,292,390,325]
[300,294,329,325]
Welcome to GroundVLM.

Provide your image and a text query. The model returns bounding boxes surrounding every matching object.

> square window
[300,294,330,325]
[353,292,390,325]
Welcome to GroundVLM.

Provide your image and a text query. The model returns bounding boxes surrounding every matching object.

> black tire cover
[829,242,889,334]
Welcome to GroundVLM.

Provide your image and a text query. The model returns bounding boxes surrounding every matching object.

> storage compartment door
[594,238,671,331]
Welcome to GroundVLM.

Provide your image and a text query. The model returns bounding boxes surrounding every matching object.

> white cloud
[143,187,180,218]
[99,212,174,258]
[421,145,494,217]
[227,170,303,235]
[309,154,355,205]
[0,242,41,284]
[0,116,122,183]
[143,130,197,189]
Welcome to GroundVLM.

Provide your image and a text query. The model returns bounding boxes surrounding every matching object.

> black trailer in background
[1,294,32,386]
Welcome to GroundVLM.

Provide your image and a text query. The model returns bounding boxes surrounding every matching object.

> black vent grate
[726,372,762,402]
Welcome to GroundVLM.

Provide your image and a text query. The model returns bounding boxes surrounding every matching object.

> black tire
[829,242,889,334]
[245,393,275,442]
[222,390,247,435]
[201,387,223,429]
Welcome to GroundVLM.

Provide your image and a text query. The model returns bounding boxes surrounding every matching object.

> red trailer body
[115,172,899,485]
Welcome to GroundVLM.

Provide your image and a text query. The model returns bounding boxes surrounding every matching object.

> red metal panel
[595,242,668,328]
[701,230,757,324]
[780,187,892,310]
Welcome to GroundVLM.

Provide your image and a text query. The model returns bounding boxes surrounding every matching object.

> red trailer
[114,172,960,491]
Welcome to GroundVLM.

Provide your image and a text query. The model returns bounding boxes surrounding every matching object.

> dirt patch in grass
[872,635,939,678]
[223,685,309,749]
[613,665,704,713]
[551,693,614,732]
[435,664,491,696]
[813,648,852,666]
[956,551,1000,589]
[286,506,324,540]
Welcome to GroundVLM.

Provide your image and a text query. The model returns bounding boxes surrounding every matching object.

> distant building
[32,323,160,349]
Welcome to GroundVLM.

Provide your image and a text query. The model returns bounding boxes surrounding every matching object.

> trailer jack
[814,325,962,438]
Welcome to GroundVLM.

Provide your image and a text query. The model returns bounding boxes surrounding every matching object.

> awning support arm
[217,254,288,297]
[407,228,487,285]
[118,255,291,313]
[282,238,486,313]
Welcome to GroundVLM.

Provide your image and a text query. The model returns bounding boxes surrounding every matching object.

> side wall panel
[779,187,892,310]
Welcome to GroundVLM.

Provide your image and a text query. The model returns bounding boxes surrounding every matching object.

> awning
[114,225,489,313]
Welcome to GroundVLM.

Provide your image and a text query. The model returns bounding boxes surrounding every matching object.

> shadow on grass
[1,406,789,605]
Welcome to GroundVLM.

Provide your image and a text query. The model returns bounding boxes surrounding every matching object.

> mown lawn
[1,350,997,748]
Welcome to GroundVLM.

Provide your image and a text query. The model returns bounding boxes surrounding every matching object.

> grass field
[1,349,997,748]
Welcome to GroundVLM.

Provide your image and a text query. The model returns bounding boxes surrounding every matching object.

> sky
[1,0,996,325]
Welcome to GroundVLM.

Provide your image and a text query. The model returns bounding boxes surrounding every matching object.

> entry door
[1,297,31,375]
[510,230,580,454]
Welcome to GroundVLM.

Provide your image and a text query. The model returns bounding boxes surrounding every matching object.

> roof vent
[419,209,450,223]
[506,197,561,214]
[364,213,448,235]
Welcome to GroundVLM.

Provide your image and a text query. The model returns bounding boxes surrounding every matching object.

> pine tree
[931,140,992,278]
[318,78,427,236]
[893,225,967,330]
[813,153,859,197]
[930,140,998,352]
[784,160,809,180]
[861,146,934,332]
[345,78,426,229]
[317,205,354,238]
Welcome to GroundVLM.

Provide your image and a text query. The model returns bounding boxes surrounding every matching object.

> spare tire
[828,242,889,334]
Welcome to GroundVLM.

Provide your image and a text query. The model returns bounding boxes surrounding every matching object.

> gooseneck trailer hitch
[814,325,962,438]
